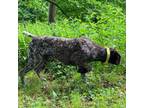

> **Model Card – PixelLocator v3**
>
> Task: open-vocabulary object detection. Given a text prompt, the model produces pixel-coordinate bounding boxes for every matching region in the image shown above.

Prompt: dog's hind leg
[19,59,34,86]
[34,60,47,81]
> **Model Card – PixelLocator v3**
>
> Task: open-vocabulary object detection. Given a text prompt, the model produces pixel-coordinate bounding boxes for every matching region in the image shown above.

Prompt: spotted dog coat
[19,32,121,84]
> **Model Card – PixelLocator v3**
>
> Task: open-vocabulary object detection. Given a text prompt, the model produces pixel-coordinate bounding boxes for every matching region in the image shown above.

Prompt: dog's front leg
[77,64,92,83]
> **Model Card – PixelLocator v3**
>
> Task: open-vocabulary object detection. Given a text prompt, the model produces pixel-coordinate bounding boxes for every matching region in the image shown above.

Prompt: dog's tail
[23,31,36,38]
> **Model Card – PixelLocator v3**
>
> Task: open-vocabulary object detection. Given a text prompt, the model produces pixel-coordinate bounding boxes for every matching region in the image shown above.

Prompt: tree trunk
[48,0,56,23]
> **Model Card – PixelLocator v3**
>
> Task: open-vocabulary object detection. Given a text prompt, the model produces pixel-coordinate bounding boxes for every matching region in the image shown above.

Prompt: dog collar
[104,47,110,64]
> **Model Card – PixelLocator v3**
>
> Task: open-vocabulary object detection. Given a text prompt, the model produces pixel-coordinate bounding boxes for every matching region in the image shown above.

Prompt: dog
[19,31,121,85]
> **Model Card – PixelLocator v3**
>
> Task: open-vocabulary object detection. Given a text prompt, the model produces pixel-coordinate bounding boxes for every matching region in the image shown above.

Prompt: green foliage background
[18,0,126,107]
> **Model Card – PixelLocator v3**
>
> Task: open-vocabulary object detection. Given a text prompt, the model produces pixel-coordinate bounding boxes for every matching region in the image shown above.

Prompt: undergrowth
[18,2,126,108]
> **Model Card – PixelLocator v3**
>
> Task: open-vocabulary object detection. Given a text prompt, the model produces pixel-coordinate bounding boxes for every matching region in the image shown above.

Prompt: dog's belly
[40,46,73,65]
[54,49,74,65]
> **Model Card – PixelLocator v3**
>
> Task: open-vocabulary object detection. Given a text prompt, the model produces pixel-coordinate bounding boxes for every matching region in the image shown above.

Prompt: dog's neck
[99,48,107,62]
[92,46,108,63]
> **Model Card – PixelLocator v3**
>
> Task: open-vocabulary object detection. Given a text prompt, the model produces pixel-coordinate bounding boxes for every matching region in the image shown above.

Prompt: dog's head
[108,48,121,65]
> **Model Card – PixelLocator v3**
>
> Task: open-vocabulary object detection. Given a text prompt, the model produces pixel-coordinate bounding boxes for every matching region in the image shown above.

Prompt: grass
[18,8,126,107]
[18,72,125,108]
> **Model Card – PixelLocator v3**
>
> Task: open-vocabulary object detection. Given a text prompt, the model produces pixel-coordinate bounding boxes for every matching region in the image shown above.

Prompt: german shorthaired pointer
[19,31,121,85]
